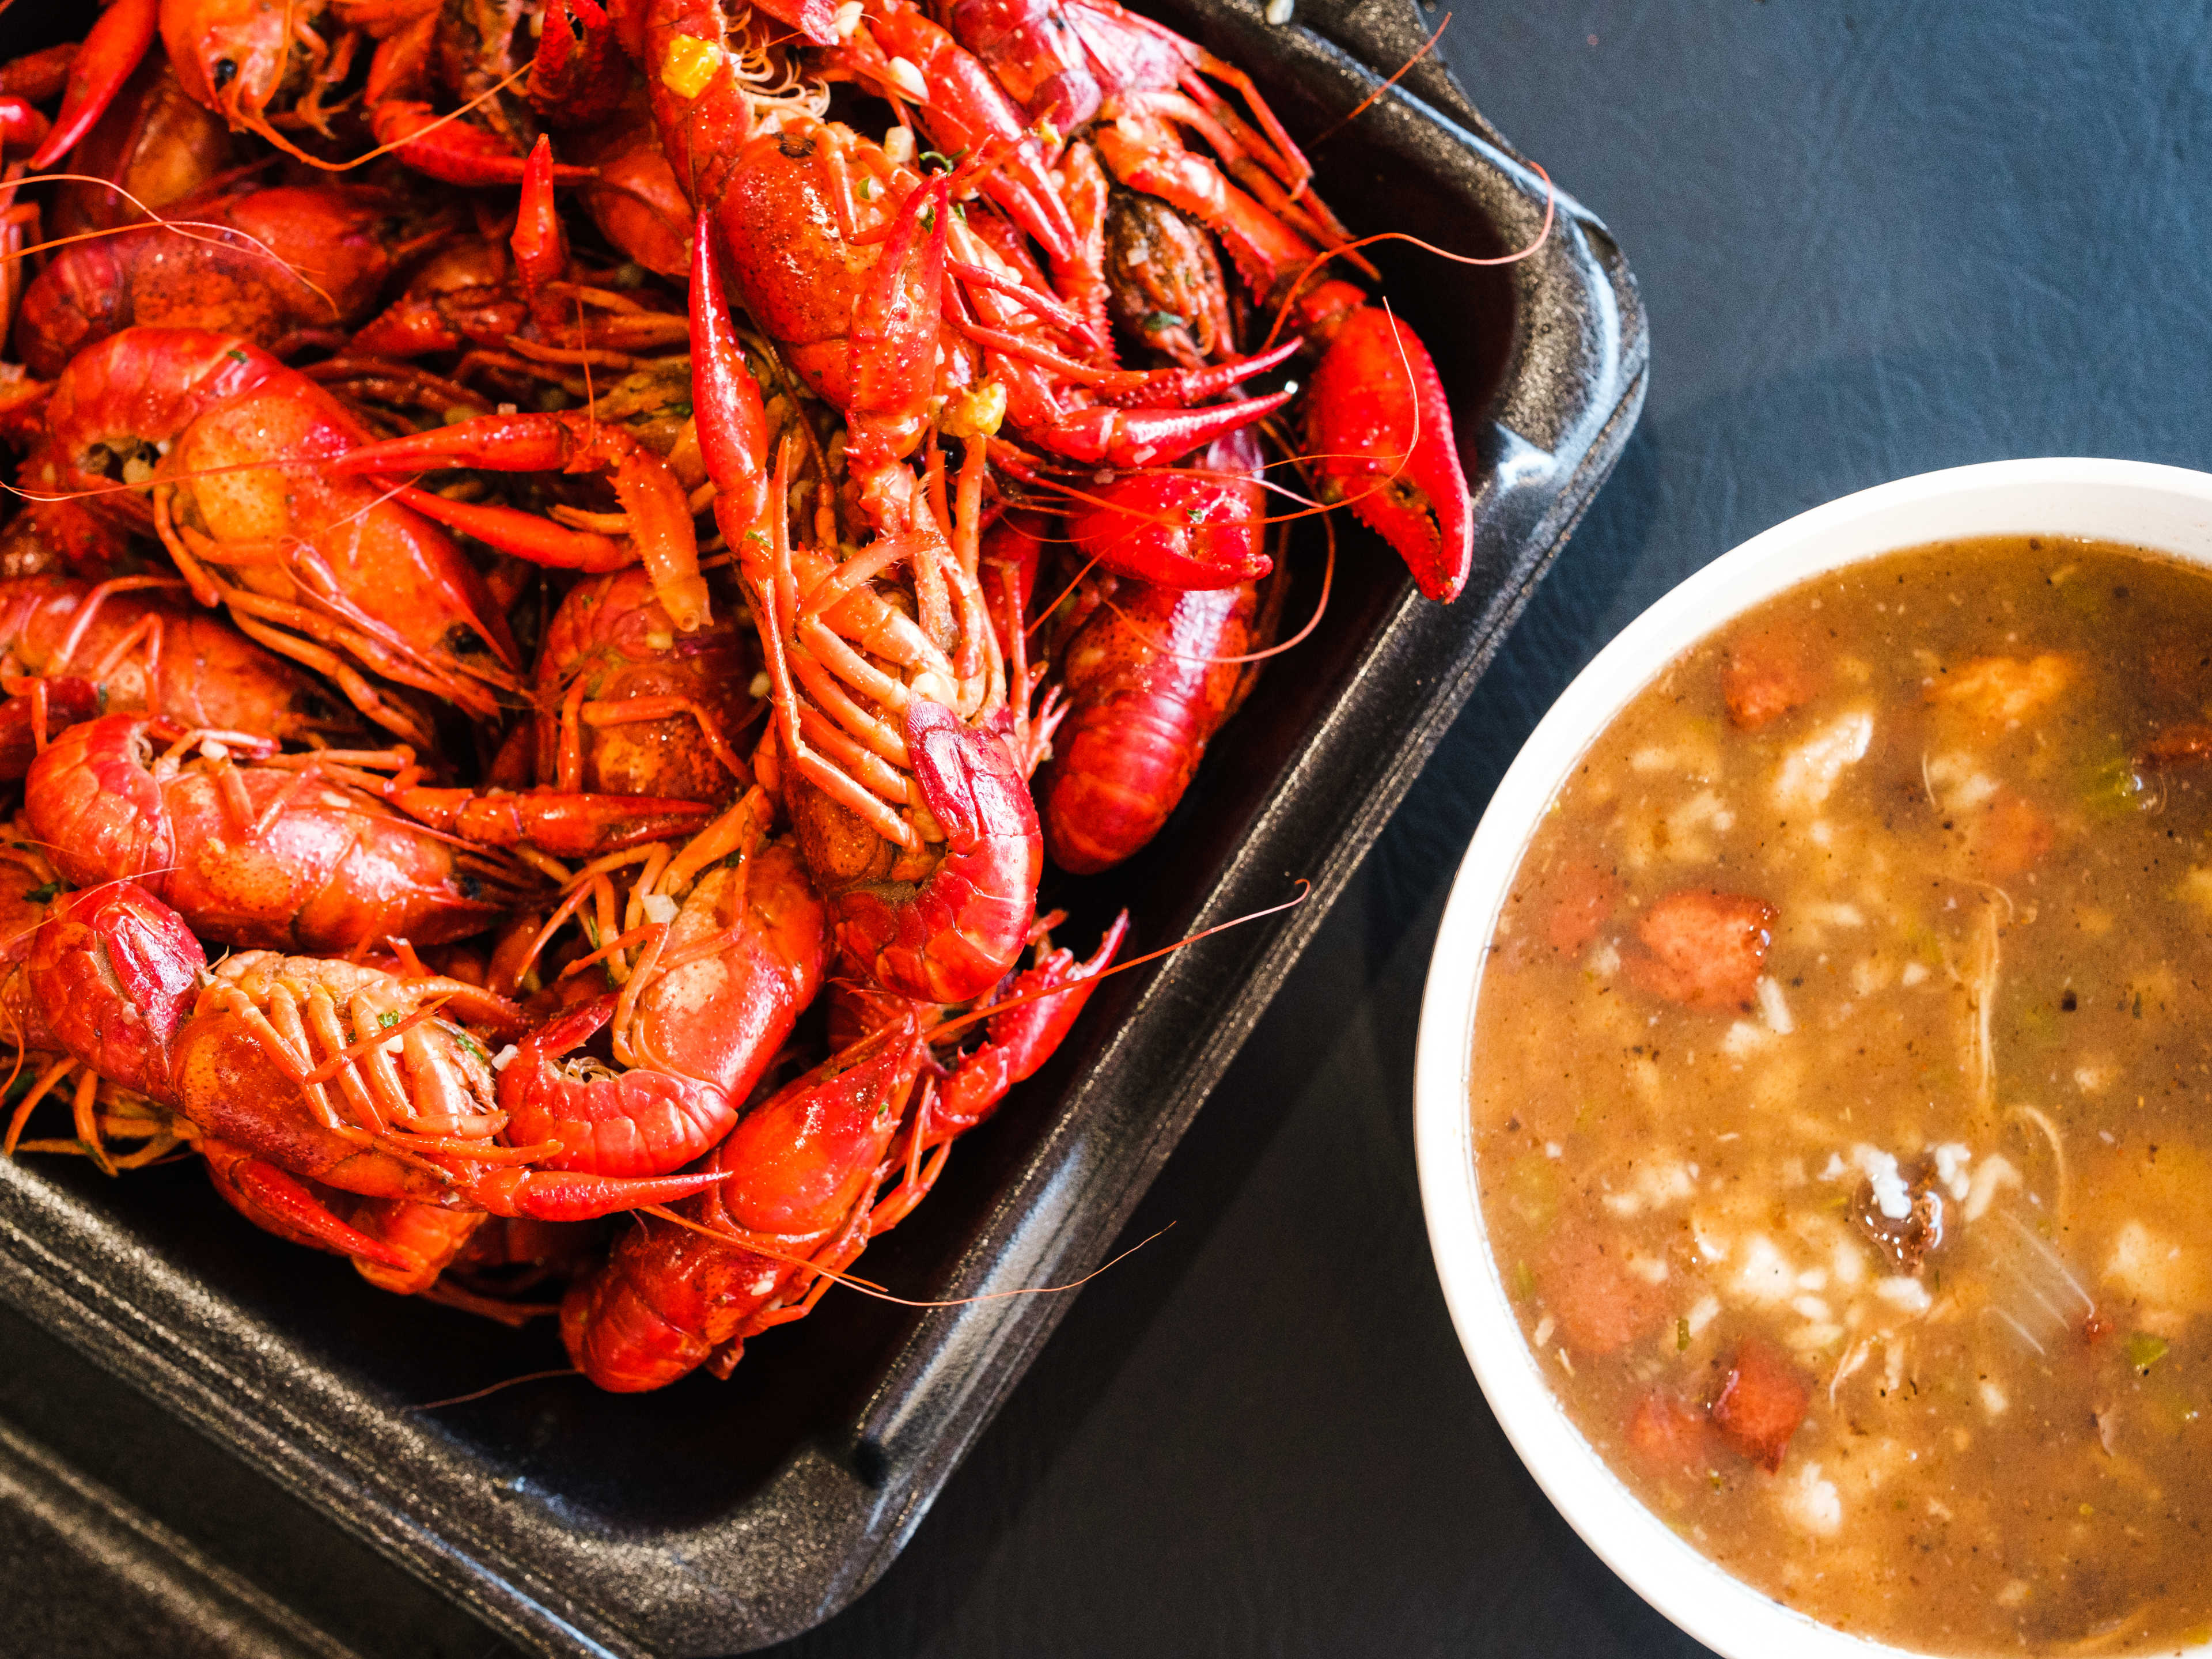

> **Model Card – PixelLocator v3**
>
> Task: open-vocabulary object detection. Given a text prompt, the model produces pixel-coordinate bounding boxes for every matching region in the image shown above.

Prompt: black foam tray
[0,3,1645,1652]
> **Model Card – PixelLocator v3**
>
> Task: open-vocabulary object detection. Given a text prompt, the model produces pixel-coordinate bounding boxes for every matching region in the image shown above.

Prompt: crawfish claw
[830,702,1041,1005]
[468,1164,726,1222]
[27,0,157,172]
[1303,305,1472,604]
[497,995,740,1178]
[390,786,715,858]
[1034,384,1294,468]
[212,1150,419,1272]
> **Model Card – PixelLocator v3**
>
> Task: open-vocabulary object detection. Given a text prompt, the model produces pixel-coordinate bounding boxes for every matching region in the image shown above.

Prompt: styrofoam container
[1413,459,2212,1657]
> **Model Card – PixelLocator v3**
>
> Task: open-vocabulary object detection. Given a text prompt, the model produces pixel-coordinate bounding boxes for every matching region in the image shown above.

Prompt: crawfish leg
[220,608,438,750]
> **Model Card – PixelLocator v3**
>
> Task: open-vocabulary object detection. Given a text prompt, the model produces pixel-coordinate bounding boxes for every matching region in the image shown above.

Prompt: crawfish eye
[442,623,492,659]
[212,58,237,90]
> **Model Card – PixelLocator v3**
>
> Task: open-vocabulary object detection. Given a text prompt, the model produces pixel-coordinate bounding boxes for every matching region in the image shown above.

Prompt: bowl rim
[1412,456,2212,1659]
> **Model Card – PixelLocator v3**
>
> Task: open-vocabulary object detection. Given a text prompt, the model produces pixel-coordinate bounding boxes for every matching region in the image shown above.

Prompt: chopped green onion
[2127,1331,2170,1373]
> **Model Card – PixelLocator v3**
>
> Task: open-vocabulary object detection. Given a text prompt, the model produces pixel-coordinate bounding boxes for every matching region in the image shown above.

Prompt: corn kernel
[660,35,721,100]
[939,380,1008,440]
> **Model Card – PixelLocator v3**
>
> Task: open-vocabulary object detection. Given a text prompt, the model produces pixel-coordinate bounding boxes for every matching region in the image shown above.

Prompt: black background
[17,2,2212,1655]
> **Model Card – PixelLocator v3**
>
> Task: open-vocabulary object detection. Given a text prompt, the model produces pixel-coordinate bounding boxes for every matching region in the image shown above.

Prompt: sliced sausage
[1626,890,1777,1010]
[1626,1389,1717,1474]
[1710,1338,1809,1472]
[1722,627,1820,729]
[1539,1229,1667,1356]
[1505,858,1622,967]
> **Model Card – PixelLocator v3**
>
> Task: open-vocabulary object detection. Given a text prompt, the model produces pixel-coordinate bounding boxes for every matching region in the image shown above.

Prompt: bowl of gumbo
[1415,460,2212,1658]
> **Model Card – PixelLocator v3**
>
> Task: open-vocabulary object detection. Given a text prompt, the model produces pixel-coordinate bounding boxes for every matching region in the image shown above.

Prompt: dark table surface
[18,2,2212,1656]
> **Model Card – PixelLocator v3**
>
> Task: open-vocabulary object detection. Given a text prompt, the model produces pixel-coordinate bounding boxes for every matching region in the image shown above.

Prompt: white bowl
[1411,458,2212,1658]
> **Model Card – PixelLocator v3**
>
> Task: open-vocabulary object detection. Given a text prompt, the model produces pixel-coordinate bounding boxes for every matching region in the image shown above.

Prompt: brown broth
[1472,537,2212,1656]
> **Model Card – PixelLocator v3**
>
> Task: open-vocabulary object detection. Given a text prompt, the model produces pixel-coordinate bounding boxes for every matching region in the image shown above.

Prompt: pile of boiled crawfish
[0,0,1472,1392]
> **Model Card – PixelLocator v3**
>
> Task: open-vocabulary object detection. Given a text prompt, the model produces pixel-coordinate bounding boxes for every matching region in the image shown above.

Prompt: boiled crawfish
[0,0,1489,1388]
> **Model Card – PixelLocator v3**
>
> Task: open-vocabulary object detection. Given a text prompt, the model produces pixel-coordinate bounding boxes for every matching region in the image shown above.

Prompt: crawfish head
[531,566,763,805]
[164,0,331,137]
[618,842,830,1096]
[1104,192,1232,369]
[706,1017,926,1236]
[719,123,948,473]
[40,328,289,537]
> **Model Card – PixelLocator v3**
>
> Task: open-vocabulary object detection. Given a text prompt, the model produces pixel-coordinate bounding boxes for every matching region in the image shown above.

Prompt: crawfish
[35,326,522,742]
[529,563,762,807]
[2,864,203,1175]
[20,882,724,1268]
[682,216,1047,1004]
[562,909,1124,1391]
[0,835,185,1179]
[16,181,449,379]
[560,1016,929,1390]
[0,574,365,780]
[24,713,538,952]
